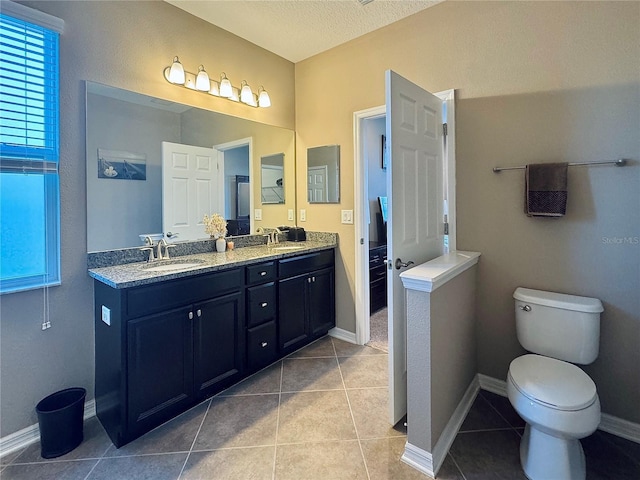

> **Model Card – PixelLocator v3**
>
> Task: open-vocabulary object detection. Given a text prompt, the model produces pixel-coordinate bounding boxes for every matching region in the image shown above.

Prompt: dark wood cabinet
[94,248,335,448]
[278,250,335,355]
[369,243,387,313]
[193,292,244,399]
[127,306,193,438]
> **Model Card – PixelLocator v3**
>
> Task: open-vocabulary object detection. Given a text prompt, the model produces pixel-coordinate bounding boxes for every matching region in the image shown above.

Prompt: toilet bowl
[508,288,603,480]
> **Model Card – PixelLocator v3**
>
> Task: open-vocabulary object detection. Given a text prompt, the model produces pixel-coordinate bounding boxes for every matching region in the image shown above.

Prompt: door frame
[213,137,253,232]
[353,89,456,346]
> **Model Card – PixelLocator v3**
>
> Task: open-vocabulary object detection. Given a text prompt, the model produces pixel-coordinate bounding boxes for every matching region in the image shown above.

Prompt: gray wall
[86,93,181,251]
[0,0,295,437]
[294,0,640,424]
[406,266,477,453]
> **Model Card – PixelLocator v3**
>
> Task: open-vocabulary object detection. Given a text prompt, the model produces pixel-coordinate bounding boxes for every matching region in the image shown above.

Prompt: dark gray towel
[525,163,568,217]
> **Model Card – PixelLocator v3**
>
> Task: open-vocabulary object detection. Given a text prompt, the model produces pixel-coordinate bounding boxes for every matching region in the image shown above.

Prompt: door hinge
[443,122,448,137]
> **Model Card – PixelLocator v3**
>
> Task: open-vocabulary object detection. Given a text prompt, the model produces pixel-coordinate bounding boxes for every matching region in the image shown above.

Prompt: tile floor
[2,336,639,479]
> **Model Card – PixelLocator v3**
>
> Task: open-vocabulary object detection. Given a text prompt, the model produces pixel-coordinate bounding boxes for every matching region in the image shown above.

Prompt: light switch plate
[254,209,262,220]
[288,209,294,221]
[341,209,353,224]
[300,209,306,222]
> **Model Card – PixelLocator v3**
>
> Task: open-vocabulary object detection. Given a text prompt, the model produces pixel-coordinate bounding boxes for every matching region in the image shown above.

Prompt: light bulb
[240,81,254,104]
[258,87,271,108]
[219,73,233,98]
[168,56,185,85]
[195,65,210,91]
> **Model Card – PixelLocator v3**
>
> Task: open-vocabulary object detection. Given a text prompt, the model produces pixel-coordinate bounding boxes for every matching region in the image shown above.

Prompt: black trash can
[35,387,86,459]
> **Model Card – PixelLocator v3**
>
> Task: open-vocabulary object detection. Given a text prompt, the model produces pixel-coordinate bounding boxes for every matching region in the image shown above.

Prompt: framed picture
[381,134,387,170]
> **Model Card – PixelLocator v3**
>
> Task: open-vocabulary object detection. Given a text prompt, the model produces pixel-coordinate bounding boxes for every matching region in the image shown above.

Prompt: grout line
[272,361,284,480]
[332,337,371,480]
[176,398,212,479]
[447,452,469,480]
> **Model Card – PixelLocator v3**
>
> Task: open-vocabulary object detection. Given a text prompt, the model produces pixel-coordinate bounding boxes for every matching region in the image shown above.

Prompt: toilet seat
[509,354,597,411]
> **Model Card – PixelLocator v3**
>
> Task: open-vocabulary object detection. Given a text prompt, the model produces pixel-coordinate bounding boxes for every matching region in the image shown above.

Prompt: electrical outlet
[341,209,353,224]
[101,305,111,326]
[288,209,294,221]
[300,209,306,222]
[254,209,262,220]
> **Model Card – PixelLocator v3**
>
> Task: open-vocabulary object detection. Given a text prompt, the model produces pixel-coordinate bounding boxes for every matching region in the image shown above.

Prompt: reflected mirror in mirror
[307,145,340,203]
[261,153,285,204]
[86,82,296,252]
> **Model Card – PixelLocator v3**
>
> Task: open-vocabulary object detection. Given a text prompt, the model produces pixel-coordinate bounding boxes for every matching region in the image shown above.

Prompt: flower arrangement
[203,213,227,238]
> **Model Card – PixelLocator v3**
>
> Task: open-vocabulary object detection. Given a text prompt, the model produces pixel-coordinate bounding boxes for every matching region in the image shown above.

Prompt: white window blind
[0,9,61,293]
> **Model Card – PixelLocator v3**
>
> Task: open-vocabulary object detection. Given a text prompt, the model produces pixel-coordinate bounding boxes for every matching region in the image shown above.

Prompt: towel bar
[493,158,627,173]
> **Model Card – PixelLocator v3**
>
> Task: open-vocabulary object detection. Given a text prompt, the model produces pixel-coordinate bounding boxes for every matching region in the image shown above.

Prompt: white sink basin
[143,261,204,272]
[271,246,305,251]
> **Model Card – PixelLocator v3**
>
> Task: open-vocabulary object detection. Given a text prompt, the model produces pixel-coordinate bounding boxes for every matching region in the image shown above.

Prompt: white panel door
[162,142,221,241]
[308,165,328,202]
[386,70,445,424]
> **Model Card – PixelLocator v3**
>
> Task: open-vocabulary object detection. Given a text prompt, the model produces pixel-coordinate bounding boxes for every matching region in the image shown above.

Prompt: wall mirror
[261,153,285,204]
[86,82,296,252]
[307,145,340,203]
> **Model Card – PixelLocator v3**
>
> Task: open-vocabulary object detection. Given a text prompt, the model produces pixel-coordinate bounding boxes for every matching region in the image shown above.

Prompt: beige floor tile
[360,437,435,480]
[347,387,406,439]
[277,390,356,444]
[287,336,336,358]
[181,446,275,480]
[338,355,388,388]
[275,440,368,480]
[219,361,282,396]
[333,337,386,357]
[281,357,343,392]
[193,395,279,450]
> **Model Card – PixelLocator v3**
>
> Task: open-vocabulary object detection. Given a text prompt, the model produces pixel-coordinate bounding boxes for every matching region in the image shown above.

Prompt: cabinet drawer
[369,247,387,267]
[370,264,387,282]
[246,262,276,285]
[247,321,277,371]
[247,282,276,327]
[127,268,242,319]
[278,250,334,278]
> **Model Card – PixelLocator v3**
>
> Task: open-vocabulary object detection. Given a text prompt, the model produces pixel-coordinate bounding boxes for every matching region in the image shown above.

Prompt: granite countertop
[88,240,336,289]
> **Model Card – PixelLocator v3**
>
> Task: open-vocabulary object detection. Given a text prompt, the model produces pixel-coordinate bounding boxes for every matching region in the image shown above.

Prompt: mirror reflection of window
[261,153,285,204]
[307,145,340,203]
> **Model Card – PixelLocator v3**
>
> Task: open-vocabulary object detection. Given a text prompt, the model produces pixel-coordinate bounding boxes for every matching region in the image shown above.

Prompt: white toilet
[507,287,603,480]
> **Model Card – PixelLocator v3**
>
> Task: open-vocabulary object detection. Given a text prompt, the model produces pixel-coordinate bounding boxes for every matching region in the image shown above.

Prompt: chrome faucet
[266,228,282,246]
[156,238,176,260]
[141,236,156,262]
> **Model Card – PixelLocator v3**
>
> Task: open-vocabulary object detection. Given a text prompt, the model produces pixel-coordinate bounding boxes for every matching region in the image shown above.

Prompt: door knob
[395,258,415,270]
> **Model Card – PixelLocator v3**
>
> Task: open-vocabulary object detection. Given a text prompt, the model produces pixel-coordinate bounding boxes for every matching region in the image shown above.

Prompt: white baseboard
[477,374,640,444]
[0,399,96,460]
[328,327,357,344]
[401,376,480,477]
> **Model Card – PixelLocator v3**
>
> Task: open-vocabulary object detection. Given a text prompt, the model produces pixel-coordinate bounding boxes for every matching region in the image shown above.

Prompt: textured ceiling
[165,0,442,63]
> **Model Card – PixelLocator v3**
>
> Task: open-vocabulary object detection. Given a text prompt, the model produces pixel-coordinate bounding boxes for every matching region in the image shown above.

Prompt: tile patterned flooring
[2,336,639,479]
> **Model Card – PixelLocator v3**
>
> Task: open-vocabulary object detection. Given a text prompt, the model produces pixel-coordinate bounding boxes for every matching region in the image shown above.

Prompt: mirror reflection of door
[261,153,285,204]
[307,145,340,203]
[308,165,328,202]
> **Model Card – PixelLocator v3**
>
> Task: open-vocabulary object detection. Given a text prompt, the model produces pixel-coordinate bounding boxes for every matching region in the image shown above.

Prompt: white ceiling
[165,0,442,63]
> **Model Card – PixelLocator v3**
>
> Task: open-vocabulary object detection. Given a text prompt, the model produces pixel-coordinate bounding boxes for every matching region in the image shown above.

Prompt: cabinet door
[278,274,308,352]
[127,306,193,436]
[309,268,335,336]
[193,292,244,398]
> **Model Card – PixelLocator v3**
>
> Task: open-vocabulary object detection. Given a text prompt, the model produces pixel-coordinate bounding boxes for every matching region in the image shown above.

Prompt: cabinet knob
[308,277,312,283]
[260,271,267,276]
[261,342,268,348]
[197,309,202,317]
[261,302,268,308]
[312,276,316,282]
[188,311,194,320]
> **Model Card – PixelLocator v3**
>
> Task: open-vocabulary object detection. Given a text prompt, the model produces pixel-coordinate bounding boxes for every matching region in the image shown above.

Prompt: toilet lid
[509,354,597,411]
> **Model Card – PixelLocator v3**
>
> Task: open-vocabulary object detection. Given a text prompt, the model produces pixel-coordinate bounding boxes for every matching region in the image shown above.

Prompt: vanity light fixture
[258,86,271,108]
[195,65,210,91]
[162,57,271,108]
[168,56,185,85]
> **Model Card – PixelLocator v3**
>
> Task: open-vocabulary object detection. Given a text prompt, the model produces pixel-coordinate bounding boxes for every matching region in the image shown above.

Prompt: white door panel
[387,70,444,425]
[162,142,220,240]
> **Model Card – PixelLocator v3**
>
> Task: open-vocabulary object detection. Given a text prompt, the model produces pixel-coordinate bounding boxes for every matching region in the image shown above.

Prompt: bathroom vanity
[90,242,335,447]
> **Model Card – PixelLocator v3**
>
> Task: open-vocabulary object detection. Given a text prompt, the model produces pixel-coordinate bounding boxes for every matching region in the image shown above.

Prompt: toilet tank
[514,287,603,364]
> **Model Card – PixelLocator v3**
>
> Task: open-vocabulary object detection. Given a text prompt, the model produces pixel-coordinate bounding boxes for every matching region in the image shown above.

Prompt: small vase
[215,237,226,253]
